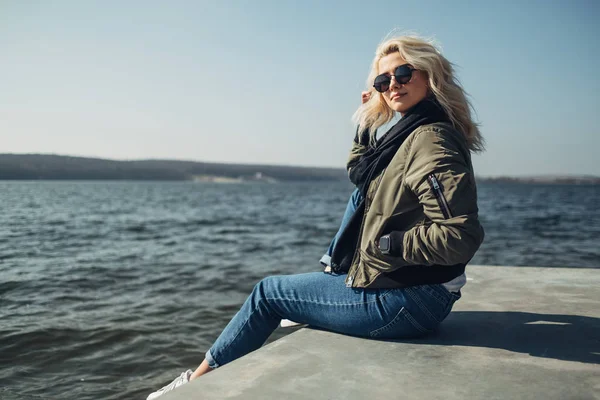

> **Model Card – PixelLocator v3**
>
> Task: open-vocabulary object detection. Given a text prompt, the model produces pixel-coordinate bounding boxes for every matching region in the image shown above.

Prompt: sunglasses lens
[373,65,414,92]
[394,65,413,84]
[373,75,390,92]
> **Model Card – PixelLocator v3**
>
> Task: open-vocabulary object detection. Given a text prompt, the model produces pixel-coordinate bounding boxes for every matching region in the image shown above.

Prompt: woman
[147,35,485,399]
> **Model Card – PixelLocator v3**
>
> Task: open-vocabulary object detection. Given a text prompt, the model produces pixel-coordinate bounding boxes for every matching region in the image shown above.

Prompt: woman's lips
[391,93,406,100]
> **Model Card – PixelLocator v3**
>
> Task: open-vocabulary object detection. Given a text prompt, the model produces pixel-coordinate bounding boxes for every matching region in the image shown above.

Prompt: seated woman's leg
[147,272,459,398]
[205,272,458,369]
[319,188,363,268]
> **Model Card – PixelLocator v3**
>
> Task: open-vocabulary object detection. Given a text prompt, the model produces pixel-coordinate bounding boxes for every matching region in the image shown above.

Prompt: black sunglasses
[373,64,417,93]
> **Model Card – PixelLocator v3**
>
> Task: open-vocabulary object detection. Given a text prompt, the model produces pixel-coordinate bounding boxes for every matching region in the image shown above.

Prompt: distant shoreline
[476,176,600,185]
[0,154,598,185]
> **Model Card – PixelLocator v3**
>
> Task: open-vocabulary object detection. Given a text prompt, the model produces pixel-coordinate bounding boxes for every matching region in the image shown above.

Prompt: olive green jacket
[344,122,484,289]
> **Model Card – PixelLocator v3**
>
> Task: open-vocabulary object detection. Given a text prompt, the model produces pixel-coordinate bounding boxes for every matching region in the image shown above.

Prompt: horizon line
[1,152,598,180]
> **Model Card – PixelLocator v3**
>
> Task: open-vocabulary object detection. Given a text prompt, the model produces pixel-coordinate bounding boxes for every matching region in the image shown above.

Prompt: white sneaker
[280,319,307,328]
[147,370,192,400]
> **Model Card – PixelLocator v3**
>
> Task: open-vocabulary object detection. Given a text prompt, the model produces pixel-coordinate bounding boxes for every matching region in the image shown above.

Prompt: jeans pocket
[369,307,433,339]
[406,285,455,324]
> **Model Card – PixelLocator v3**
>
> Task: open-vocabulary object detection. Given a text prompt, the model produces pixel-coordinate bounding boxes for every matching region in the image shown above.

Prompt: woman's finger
[361,91,371,104]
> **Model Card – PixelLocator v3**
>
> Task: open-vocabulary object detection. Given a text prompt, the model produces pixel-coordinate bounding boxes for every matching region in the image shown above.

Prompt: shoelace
[159,371,189,393]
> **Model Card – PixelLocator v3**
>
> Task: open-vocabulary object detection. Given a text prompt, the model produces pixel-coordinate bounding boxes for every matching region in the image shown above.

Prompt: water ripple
[0,180,598,399]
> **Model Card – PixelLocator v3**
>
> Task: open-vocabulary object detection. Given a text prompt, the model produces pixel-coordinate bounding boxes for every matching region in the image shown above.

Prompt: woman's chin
[389,98,421,114]
[391,103,410,114]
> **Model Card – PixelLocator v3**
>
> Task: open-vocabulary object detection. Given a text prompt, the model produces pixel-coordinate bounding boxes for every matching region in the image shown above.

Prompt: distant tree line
[478,175,600,185]
[1,154,598,184]
[0,154,349,181]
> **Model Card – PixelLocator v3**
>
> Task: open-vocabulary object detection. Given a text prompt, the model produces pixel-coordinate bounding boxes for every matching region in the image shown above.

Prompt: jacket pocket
[427,174,453,219]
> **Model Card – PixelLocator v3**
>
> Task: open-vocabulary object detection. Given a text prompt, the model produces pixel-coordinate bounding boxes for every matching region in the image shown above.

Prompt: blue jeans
[319,187,363,267]
[206,273,460,368]
[205,188,460,368]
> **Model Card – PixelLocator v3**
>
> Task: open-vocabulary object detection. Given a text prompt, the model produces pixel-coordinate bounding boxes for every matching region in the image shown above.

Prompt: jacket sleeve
[399,128,484,266]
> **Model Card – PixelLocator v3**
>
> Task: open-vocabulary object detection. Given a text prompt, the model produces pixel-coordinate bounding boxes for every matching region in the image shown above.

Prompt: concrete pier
[161,265,600,400]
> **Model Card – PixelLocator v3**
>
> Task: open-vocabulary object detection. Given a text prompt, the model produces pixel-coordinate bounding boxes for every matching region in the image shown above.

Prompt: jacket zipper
[346,174,383,287]
[427,174,453,219]
[346,211,367,287]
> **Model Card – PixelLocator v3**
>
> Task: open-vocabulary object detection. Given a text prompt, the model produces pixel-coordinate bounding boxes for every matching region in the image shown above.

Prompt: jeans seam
[264,290,394,307]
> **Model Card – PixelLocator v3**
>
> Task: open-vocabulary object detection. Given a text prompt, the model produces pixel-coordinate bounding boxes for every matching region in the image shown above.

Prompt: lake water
[1,180,599,400]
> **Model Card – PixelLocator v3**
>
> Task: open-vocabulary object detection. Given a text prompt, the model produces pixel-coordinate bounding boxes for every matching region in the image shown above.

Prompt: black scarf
[349,98,449,197]
[330,98,449,273]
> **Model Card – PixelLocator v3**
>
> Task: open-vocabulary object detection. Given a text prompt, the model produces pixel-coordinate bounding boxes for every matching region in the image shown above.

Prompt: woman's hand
[352,91,374,148]
[361,91,371,104]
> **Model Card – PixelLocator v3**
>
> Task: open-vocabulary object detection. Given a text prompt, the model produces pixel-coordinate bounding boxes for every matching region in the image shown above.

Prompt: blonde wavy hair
[353,35,484,152]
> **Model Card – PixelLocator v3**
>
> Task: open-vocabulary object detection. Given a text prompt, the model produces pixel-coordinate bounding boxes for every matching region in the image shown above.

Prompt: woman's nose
[389,75,401,91]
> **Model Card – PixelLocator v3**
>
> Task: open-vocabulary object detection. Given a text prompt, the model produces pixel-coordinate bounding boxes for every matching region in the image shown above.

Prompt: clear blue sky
[1,0,598,177]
